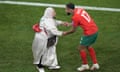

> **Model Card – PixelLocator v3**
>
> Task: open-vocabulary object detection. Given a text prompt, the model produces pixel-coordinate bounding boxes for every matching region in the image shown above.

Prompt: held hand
[62,32,68,36]
[63,22,71,27]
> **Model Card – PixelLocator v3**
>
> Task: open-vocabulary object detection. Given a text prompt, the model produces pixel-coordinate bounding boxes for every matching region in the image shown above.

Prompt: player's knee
[78,45,87,51]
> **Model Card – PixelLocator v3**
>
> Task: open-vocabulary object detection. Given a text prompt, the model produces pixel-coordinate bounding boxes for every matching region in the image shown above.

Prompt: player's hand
[62,31,68,36]
[62,22,71,27]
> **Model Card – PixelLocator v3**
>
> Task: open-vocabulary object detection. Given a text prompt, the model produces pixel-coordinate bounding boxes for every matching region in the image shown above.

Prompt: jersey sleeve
[72,16,79,27]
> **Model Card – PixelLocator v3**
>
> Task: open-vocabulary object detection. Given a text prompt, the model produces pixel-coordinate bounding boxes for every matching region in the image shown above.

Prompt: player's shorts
[80,32,98,46]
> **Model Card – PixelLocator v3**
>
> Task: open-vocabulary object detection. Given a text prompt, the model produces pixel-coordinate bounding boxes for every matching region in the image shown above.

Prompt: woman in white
[32,7,67,72]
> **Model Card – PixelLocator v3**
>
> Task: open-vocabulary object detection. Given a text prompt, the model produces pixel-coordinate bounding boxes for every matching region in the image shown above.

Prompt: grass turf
[0,0,120,72]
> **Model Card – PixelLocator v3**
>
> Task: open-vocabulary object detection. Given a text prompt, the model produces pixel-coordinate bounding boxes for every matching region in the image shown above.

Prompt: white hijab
[43,7,55,18]
[40,7,55,27]
[40,7,63,37]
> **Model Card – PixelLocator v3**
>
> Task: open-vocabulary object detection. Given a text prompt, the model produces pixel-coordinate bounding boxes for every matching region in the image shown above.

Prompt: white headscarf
[43,7,55,18]
[40,7,63,37]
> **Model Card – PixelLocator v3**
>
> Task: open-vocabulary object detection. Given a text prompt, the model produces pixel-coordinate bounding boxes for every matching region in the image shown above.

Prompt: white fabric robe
[41,20,63,66]
[32,7,63,66]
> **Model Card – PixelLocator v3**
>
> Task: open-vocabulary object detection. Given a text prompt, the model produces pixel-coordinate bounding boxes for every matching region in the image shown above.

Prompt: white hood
[40,7,63,37]
[43,7,54,18]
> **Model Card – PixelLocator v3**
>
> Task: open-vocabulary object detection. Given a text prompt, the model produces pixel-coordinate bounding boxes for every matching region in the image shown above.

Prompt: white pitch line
[0,1,120,12]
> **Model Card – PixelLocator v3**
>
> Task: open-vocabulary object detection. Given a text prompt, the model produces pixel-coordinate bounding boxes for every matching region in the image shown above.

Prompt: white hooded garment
[32,7,63,66]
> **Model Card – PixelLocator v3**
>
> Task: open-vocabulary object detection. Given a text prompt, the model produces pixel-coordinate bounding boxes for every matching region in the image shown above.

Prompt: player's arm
[63,17,78,35]
[63,26,77,35]
[55,20,71,27]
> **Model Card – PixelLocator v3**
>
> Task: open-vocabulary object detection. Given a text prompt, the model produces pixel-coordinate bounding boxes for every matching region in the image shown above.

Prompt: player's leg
[88,46,98,64]
[86,32,100,70]
[79,45,88,64]
[77,35,91,71]
[77,45,90,71]
[87,46,100,70]
[77,32,99,71]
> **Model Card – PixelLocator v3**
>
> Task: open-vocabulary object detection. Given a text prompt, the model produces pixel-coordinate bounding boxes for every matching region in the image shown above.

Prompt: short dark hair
[66,3,75,9]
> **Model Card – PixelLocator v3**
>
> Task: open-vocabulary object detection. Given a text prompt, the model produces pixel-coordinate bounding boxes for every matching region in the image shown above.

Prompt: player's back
[72,8,98,35]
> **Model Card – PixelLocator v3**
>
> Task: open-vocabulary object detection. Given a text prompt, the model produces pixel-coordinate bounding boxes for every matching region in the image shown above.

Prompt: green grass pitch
[0,0,120,72]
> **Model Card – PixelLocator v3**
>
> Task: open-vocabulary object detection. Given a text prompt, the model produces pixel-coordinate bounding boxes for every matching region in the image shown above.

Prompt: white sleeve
[55,20,64,26]
[50,28,63,36]
[45,19,63,36]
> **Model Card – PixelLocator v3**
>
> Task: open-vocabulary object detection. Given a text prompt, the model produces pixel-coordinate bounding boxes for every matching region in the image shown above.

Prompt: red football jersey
[72,8,98,36]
